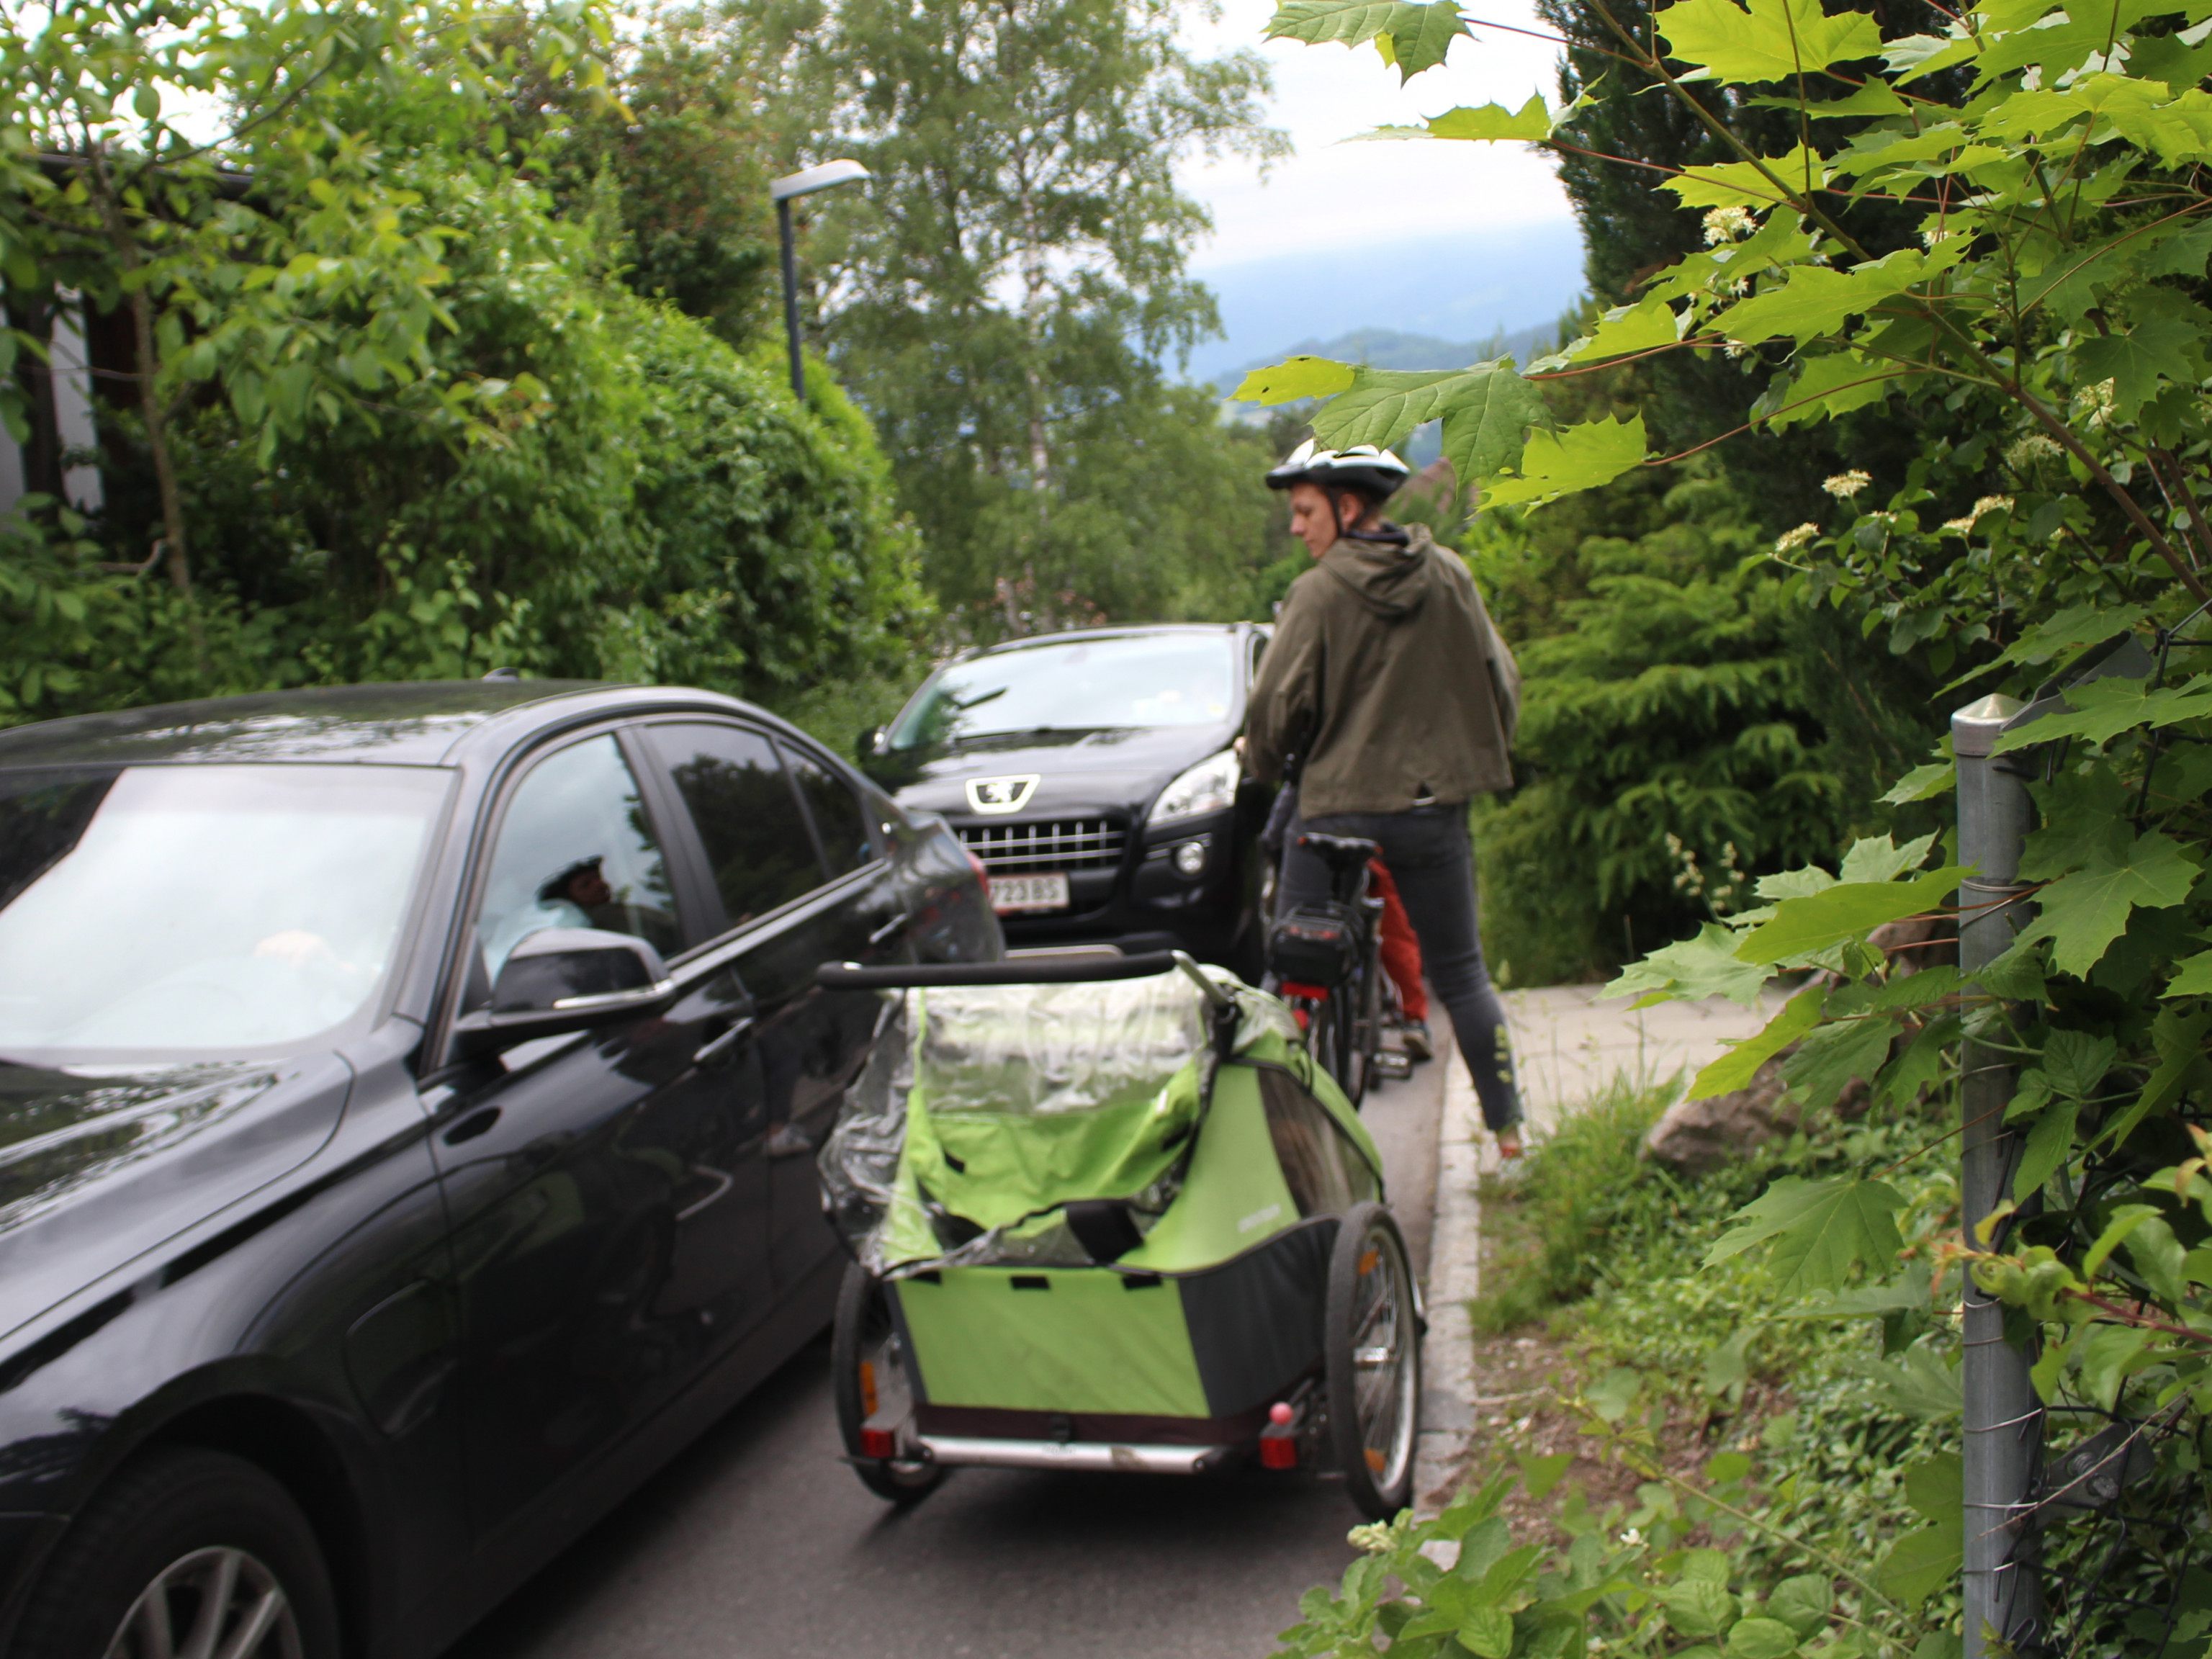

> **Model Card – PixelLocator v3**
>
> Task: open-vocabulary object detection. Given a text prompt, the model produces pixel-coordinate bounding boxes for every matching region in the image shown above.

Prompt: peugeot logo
[965,774,1040,815]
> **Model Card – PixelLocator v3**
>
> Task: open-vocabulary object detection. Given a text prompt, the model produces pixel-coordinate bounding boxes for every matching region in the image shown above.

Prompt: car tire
[12,1447,339,1659]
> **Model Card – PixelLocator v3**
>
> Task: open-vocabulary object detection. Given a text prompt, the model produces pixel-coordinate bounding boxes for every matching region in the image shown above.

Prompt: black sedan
[859,624,1277,977]
[0,680,998,1659]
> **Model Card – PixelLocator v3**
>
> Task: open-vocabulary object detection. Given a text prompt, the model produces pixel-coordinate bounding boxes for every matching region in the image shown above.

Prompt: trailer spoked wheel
[1324,1202,1420,1518]
[833,1262,946,1504]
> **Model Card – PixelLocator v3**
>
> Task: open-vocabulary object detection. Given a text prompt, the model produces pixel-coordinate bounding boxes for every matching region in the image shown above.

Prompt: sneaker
[1395,1020,1434,1063]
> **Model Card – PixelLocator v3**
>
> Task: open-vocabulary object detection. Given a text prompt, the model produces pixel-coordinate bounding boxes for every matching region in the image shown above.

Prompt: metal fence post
[1952,693,2044,1659]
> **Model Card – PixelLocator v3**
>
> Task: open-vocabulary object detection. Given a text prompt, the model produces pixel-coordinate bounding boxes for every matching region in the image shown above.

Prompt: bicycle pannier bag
[1269,903,1358,988]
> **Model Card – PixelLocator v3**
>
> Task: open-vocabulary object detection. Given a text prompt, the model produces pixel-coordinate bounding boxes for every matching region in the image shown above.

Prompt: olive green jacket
[1244,524,1519,817]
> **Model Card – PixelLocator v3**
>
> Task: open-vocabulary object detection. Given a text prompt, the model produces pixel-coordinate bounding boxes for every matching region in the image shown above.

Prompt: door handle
[675,1164,737,1221]
[444,1107,501,1146]
[867,912,908,948]
[693,1016,756,1068]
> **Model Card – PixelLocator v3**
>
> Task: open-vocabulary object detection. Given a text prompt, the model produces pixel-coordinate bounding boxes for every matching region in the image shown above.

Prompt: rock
[1642,1050,1800,1175]
[1642,916,1954,1174]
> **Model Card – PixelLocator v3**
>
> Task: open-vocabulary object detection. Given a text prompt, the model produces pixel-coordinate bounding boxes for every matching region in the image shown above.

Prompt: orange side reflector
[1365,1447,1387,1473]
[858,1359,879,1419]
[1358,1248,1379,1277]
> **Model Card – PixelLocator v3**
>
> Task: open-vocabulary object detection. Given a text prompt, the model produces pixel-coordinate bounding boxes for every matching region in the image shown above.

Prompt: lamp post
[770,159,871,400]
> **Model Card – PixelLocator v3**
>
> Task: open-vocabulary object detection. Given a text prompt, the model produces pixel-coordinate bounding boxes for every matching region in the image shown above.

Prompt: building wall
[0,298,107,520]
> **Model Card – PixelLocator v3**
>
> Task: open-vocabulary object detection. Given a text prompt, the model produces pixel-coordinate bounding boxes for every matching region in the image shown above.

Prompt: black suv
[0,680,996,1659]
[860,624,1277,976]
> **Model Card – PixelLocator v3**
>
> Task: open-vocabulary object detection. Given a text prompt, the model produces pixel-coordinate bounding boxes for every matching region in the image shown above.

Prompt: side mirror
[451,928,675,1057]
[855,725,887,763]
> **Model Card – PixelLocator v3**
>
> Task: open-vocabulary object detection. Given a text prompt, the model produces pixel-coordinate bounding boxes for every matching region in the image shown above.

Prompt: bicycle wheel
[833,1263,945,1504]
[1305,989,1342,1085]
[1325,1202,1421,1519]
[1332,975,1368,1106]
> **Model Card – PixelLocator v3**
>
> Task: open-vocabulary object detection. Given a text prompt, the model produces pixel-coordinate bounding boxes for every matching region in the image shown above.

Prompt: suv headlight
[1148,749,1239,826]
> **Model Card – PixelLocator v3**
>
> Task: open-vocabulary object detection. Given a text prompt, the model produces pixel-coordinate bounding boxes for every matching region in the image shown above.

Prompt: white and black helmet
[1264,439,1411,503]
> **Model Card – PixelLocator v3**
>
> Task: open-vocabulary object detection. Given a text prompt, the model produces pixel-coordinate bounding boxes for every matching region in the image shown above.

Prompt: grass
[1469,1076,1689,1334]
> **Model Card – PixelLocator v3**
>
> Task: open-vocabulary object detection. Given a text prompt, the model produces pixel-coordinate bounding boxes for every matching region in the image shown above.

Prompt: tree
[495,3,793,347]
[1534,0,1961,519]
[1256,0,2212,1643]
[1,0,497,627]
[787,0,1287,626]
[0,0,923,721]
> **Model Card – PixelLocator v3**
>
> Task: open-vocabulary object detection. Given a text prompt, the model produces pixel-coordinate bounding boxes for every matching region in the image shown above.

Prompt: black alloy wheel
[832,1262,946,1504]
[13,1448,339,1659]
[1324,1202,1421,1519]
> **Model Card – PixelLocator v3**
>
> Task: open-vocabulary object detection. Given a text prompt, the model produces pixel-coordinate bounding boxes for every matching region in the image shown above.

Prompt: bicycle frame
[1269,852,1385,1107]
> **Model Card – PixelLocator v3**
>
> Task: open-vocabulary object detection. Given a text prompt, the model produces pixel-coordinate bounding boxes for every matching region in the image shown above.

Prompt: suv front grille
[959,817,1125,873]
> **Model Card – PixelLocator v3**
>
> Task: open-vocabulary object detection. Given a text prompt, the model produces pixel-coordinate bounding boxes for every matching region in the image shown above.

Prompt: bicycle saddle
[1297,832,1380,872]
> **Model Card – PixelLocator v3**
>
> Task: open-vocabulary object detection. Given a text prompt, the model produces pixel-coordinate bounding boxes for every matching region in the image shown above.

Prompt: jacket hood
[1318,522,1439,620]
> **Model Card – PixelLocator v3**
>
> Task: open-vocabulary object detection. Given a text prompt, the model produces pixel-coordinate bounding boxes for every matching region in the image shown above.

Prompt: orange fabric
[1367,856,1427,1022]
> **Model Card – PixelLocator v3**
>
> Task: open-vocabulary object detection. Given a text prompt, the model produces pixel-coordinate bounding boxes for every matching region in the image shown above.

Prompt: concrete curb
[1413,1058,1486,1516]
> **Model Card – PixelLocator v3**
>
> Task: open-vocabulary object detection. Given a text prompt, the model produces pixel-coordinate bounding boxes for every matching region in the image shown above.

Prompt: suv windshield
[0,763,451,1055]
[889,634,1238,752]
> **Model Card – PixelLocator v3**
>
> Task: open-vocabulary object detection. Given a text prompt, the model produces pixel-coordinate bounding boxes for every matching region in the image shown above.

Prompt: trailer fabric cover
[818,966,1302,1277]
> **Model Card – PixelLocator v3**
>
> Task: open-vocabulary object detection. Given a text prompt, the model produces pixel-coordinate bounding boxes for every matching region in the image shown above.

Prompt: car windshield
[888,634,1238,751]
[0,763,451,1055]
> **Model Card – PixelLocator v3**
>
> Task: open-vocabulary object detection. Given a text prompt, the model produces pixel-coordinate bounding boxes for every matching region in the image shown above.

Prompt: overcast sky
[1177,0,1578,269]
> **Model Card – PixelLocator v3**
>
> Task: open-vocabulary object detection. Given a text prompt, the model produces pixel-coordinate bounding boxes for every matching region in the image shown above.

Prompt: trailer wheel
[832,1262,945,1505]
[1324,1203,1420,1519]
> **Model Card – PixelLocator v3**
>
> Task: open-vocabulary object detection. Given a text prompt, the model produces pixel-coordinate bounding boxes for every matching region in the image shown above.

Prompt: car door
[770,738,917,1295]
[637,721,912,1304]
[426,728,768,1548]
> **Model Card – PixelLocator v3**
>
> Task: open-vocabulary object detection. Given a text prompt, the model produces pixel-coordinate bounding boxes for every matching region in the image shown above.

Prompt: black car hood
[873,724,1237,819]
[0,1053,351,1341]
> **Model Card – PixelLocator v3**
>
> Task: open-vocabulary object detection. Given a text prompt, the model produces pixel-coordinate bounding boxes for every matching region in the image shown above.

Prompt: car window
[0,763,449,1053]
[781,744,876,881]
[886,634,1238,750]
[647,722,825,930]
[471,736,680,997]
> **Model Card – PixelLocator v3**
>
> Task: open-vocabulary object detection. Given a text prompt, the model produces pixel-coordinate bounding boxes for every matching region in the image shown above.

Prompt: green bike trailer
[811,950,1422,1517]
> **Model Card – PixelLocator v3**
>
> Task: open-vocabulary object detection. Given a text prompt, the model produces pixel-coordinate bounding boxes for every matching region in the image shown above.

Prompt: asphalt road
[447,1031,1447,1659]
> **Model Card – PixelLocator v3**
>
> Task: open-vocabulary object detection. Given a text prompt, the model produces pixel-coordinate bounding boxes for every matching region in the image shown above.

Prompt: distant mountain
[1212,318,1574,467]
[1179,220,1588,382]
[1209,320,1565,398]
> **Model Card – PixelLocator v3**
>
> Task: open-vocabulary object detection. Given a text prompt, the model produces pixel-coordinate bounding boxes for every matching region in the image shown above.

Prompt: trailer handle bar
[818,950,1238,1022]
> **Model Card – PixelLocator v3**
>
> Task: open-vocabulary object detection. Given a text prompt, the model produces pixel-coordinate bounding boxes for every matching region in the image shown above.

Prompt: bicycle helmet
[1264,439,1411,504]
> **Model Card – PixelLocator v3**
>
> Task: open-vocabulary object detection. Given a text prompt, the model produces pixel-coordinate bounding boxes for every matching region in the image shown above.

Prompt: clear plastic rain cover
[817,966,1295,1276]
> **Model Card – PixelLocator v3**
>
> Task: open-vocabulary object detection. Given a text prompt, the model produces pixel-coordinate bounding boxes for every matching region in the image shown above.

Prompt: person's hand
[254,929,340,970]
[1495,1126,1523,1160]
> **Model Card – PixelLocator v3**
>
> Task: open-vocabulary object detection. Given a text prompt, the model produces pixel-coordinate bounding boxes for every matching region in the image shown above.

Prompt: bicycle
[1265,831,1385,1106]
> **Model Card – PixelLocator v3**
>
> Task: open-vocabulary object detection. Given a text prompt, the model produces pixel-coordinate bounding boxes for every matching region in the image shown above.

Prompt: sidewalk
[1412,984,1782,1509]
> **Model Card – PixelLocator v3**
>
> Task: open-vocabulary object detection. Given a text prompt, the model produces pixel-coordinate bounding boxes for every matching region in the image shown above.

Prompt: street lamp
[770,159,871,400]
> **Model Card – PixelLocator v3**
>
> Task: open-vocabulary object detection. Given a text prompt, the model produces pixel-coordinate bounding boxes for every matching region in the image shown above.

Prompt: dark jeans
[1277,804,1521,1132]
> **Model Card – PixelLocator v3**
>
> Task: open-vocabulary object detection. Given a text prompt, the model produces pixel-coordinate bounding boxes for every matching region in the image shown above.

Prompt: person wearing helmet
[1244,440,1525,1156]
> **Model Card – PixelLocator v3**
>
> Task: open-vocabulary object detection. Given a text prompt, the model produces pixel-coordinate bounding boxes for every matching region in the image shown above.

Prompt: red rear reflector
[858,1427,896,1460]
[1259,1435,1298,1470]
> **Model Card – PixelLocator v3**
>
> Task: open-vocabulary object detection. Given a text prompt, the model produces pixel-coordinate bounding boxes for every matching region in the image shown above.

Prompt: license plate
[989,873,1070,914]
